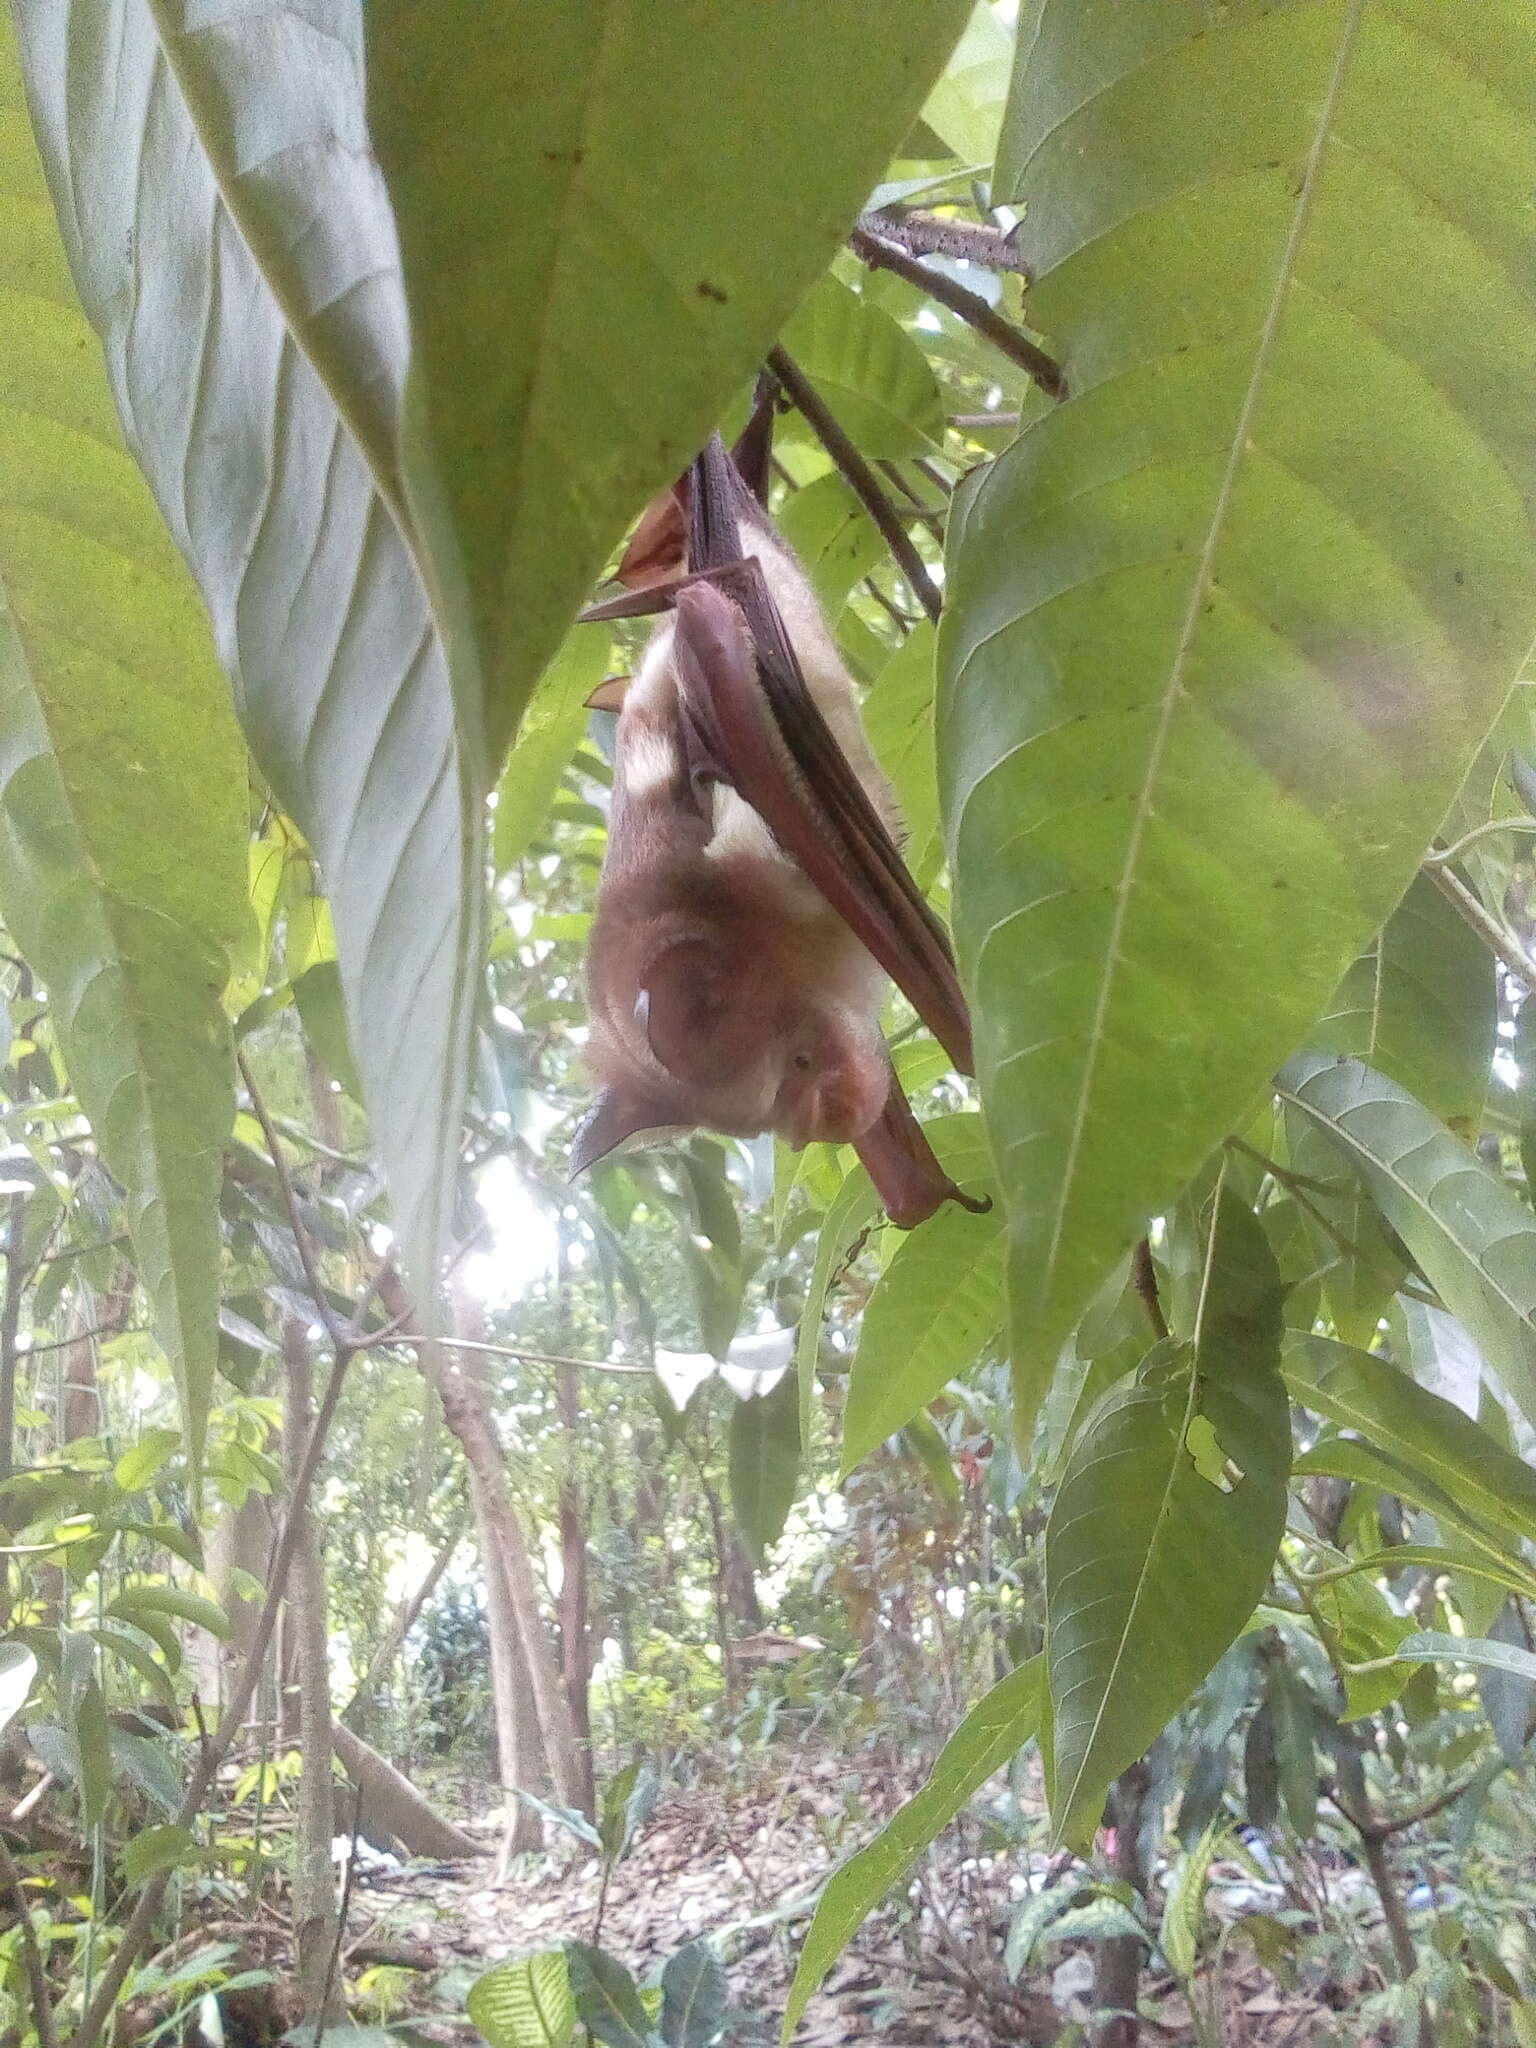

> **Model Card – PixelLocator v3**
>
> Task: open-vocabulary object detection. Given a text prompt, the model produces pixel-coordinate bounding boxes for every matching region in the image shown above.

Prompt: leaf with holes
[12,0,484,1301]
[784,1656,1041,2040]
[1280,1053,1536,1429]
[1,23,246,1471]
[943,3,1536,1375]
[366,0,969,759]
[1046,1189,1288,1849]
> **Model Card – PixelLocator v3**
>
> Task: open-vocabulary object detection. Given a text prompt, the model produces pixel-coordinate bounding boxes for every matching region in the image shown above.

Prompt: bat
[570,429,987,1228]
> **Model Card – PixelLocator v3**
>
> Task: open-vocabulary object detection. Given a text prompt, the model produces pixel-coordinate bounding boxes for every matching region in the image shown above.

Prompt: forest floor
[333,1758,1328,2046]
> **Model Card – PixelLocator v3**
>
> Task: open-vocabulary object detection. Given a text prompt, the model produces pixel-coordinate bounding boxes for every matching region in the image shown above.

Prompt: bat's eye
[793,1052,813,1072]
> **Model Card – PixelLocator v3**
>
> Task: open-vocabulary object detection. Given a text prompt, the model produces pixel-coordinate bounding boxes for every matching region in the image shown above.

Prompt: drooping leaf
[565,1943,653,2048]
[1289,872,1495,1338]
[13,0,485,1299]
[467,1951,577,2048]
[1396,1631,1536,1686]
[365,0,969,759]
[728,1369,801,1568]
[494,627,610,875]
[1046,1188,1289,1849]
[776,476,885,623]
[0,25,246,1472]
[110,1584,230,1641]
[1159,1819,1223,1981]
[944,3,1536,1373]
[842,1114,1002,1476]
[1280,1054,1536,1430]
[112,1429,183,1497]
[1284,1335,1536,1553]
[658,1942,727,2048]
[119,1823,198,1887]
[796,1166,879,1451]
[783,1656,1041,2040]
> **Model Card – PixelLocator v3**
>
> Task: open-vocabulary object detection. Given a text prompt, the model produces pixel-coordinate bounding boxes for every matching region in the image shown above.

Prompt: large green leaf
[12,0,484,1299]
[841,1114,1002,1477]
[783,1656,1041,2041]
[467,1951,576,2048]
[942,3,1536,1371]
[658,1942,727,2048]
[365,0,969,760]
[1280,1053,1536,1430]
[565,1944,652,2048]
[1395,1631,1536,1686]
[0,29,245,1470]
[493,626,609,875]
[1046,1189,1289,1849]
[863,625,942,888]
[728,1369,801,1568]
[1284,1335,1536,1554]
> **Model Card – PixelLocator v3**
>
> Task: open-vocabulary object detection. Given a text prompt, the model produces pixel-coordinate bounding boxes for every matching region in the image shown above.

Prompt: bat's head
[573,916,890,1175]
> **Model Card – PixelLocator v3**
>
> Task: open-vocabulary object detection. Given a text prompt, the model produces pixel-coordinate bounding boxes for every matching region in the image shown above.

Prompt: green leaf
[120,1823,197,1887]
[76,1679,111,1830]
[365,0,969,759]
[291,962,363,1103]
[658,1942,727,2048]
[776,476,884,623]
[0,1642,35,1736]
[863,626,942,888]
[12,0,484,1302]
[494,627,610,874]
[1160,1819,1223,1980]
[1289,872,1494,1339]
[728,1370,801,1568]
[110,1584,230,1641]
[947,4,1536,1372]
[783,1657,1041,2040]
[920,0,1015,166]
[842,1115,1002,1477]
[1395,1630,1536,1685]
[113,1430,183,1497]
[1279,1055,1536,1430]
[0,29,246,1472]
[900,1413,962,1511]
[467,1951,576,2048]
[565,1943,653,2048]
[1046,1187,1289,1849]
[796,1167,879,1451]
[1284,1335,1536,1554]
[780,277,947,460]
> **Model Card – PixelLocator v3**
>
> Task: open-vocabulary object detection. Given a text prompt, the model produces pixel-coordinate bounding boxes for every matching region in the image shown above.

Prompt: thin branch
[875,461,946,533]
[949,411,1021,433]
[1132,1240,1168,1340]
[767,347,944,625]
[1424,861,1536,987]
[238,1052,352,1352]
[19,1323,146,1357]
[1424,816,1536,866]
[858,208,1032,277]
[381,1332,655,1376]
[0,1830,60,2048]
[861,574,916,635]
[850,223,1066,401]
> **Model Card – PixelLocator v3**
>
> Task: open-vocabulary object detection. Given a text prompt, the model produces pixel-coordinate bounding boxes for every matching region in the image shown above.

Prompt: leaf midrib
[1034,1,1368,1298]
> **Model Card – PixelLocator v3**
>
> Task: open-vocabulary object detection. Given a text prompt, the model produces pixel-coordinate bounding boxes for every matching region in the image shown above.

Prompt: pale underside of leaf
[13,0,484,1293]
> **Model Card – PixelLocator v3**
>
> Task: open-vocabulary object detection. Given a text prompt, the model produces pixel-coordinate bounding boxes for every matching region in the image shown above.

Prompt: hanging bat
[569,429,987,1228]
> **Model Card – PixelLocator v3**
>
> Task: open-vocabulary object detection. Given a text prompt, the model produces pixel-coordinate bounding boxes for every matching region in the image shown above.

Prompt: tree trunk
[188,1485,278,1714]
[342,1512,466,1736]
[556,1360,595,1817]
[485,1545,547,1871]
[382,1274,585,1821]
[1093,1761,1150,2048]
[282,1321,343,2026]
[330,1720,480,1860]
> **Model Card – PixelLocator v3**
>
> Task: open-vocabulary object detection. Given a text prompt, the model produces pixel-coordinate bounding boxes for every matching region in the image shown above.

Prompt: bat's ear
[584,674,630,713]
[569,1085,690,1177]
